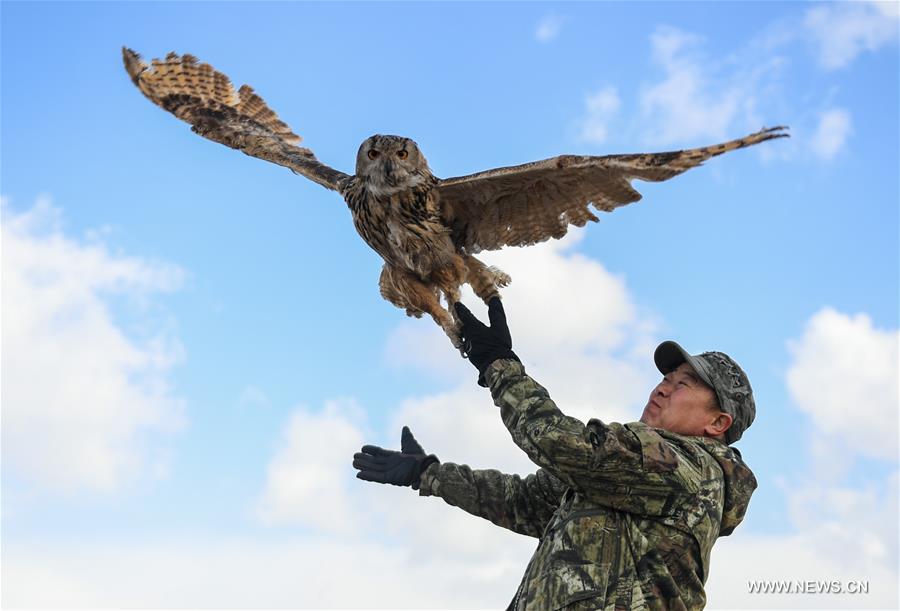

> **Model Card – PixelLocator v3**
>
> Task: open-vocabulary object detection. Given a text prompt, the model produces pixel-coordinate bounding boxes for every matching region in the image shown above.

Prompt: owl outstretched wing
[437,127,788,253]
[123,48,349,192]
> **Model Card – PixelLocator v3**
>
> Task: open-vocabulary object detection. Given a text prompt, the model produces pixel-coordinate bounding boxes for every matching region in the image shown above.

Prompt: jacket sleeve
[417,461,567,538]
[484,359,698,517]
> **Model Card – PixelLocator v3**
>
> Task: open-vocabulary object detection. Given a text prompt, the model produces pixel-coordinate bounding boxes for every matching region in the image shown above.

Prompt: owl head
[356,135,432,195]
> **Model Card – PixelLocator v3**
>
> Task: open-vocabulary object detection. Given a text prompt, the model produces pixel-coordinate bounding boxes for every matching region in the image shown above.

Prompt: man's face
[640,362,722,437]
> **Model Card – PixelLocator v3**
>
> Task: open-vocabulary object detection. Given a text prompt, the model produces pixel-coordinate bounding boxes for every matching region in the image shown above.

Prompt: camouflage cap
[654,341,756,444]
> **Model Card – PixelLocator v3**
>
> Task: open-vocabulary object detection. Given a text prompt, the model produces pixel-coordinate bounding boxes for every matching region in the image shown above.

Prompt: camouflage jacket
[418,359,757,610]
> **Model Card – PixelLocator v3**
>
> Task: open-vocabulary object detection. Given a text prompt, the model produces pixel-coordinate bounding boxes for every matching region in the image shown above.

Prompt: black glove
[352,426,439,490]
[454,297,519,387]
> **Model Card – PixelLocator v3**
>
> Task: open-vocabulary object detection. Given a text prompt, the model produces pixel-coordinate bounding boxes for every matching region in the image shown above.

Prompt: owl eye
[396,150,409,160]
[367,150,380,160]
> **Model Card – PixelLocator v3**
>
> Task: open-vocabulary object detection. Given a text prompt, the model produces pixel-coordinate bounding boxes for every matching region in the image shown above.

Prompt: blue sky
[2,1,898,608]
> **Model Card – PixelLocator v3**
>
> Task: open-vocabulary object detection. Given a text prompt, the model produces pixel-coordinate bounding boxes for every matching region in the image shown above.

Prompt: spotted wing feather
[123,47,349,192]
[437,127,788,253]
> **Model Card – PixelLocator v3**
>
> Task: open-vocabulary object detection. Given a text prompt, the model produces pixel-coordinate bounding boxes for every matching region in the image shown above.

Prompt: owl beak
[382,159,397,184]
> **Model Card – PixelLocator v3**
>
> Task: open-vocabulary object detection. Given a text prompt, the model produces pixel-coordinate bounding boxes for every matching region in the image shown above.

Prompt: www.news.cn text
[747,580,869,595]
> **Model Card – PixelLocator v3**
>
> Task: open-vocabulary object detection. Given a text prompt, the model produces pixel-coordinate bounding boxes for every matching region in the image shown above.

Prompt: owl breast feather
[345,182,456,278]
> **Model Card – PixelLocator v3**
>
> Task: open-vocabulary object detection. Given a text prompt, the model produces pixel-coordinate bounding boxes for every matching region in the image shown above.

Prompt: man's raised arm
[455,298,698,516]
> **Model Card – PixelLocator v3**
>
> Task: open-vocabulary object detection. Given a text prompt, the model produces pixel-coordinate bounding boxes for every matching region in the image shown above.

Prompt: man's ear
[705,412,733,438]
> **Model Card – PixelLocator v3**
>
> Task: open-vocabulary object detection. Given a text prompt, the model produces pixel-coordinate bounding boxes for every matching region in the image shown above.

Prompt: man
[352,299,757,610]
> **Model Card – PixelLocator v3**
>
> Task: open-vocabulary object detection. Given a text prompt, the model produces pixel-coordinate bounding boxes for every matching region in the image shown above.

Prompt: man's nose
[656,382,671,397]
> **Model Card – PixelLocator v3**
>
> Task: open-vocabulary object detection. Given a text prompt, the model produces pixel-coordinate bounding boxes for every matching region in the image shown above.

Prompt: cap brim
[654,341,716,390]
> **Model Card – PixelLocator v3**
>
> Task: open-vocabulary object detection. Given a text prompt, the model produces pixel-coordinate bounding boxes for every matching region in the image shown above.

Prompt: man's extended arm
[418,462,567,538]
[353,427,567,538]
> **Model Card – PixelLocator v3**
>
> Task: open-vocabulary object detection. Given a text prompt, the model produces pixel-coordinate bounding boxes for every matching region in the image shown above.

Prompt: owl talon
[442,319,466,355]
[446,327,462,348]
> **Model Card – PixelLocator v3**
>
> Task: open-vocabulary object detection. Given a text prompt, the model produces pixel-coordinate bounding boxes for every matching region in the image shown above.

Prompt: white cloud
[1,199,186,493]
[708,519,899,609]
[475,230,652,357]
[2,531,533,608]
[786,307,898,460]
[781,472,898,577]
[389,385,537,477]
[804,2,899,70]
[639,26,746,145]
[385,230,659,434]
[810,108,853,160]
[707,468,899,609]
[384,320,472,383]
[579,16,887,161]
[248,389,553,605]
[535,14,564,43]
[578,86,621,144]
[256,399,367,533]
[248,392,541,607]
[873,0,900,19]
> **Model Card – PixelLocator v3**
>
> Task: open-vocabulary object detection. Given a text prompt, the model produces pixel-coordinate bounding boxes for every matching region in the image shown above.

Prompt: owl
[123,48,787,348]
